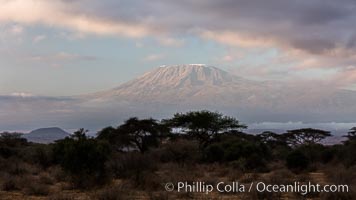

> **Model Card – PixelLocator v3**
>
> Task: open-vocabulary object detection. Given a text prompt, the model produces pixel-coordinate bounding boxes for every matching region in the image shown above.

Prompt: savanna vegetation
[0,110,355,199]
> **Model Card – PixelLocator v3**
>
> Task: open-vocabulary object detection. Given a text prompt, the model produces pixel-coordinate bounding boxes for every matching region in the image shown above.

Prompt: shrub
[92,185,128,200]
[23,182,50,196]
[48,193,75,200]
[157,139,200,165]
[109,153,157,187]
[1,175,20,191]
[320,192,354,200]
[204,143,224,162]
[6,158,32,175]
[297,144,331,163]
[30,145,53,169]
[52,131,112,188]
[148,192,169,200]
[204,137,270,171]
[286,150,309,172]
[0,146,14,159]
[39,172,54,185]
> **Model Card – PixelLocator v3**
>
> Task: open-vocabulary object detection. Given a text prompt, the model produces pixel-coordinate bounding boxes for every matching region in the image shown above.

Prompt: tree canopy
[97,117,169,153]
[345,127,356,141]
[53,129,111,187]
[164,110,247,148]
[284,128,331,146]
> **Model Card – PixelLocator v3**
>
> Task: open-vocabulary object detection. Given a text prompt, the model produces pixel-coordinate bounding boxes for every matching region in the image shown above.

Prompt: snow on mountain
[2,64,356,131]
[92,64,264,105]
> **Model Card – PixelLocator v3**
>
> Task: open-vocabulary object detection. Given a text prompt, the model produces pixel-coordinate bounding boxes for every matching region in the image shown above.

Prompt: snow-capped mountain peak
[130,64,239,88]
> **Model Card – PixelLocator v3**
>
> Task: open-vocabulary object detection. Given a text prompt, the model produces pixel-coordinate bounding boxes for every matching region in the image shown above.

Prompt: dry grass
[91,185,128,200]
[1,154,355,200]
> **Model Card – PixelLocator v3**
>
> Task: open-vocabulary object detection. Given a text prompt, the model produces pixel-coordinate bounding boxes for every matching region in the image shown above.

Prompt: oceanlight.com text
[164,181,349,195]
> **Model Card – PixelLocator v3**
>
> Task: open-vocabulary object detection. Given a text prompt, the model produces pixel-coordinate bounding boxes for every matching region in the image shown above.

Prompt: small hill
[23,127,70,143]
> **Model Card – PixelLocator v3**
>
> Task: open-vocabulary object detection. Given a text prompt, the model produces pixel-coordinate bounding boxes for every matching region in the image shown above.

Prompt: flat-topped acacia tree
[283,128,332,147]
[164,110,247,149]
[118,117,169,153]
[346,127,356,140]
[98,118,170,153]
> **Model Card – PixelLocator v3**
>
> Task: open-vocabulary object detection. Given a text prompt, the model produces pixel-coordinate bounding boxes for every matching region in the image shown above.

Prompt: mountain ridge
[85,64,356,122]
[91,64,263,104]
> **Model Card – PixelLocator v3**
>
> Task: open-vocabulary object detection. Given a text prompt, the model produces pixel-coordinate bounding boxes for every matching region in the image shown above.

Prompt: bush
[157,139,200,165]
[335,141,356,167]
[109,153,158,187]
[23,182,50,196]
[204,143,224,162]
[6,158,33,175]
[149,192,169,200]
[286,150,309,172]
[92,185,128,200]
[48,193,75,200]
[52,132,112,188]
[320,192,354,200]
[30,145,53,169]
[1,175,20,191]
[203,137,270,171]
[297,144,331,163]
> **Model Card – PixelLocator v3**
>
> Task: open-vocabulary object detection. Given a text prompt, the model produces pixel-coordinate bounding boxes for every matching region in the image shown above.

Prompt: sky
[1,0,356,96]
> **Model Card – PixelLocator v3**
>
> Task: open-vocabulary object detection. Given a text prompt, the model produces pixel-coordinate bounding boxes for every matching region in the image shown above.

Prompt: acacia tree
[257,131,287,147]
[0,132,27,158]
[53,129,111,188]
[283,128,331,147]
[71,128,88,140]
[97,126,132,151]
[117,117,169,153]
[345,127,356,141]
[0,132,27,147]
[164,110,247,149]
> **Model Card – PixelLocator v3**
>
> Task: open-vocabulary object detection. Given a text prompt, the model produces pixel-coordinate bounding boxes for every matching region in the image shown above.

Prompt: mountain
[2,64,356,131]
[88,64,356,123]
[23,127,70,143]
[91,64,263,104]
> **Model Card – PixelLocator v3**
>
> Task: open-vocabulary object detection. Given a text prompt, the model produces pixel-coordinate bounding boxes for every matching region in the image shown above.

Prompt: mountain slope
[87,64,356,122]
[93,64,265,104]
[3,64,356,131]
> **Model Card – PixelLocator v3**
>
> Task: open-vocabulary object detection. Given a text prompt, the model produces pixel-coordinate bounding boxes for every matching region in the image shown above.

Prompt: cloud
[201,31,275,48]
[135,41,144,48]
[0,0,152,38]
[1,0,355,54]
[29,52,97,65]
[221,55,234,62]
[144,54,165,61]
[33,35,47,43]
[8,24,24,35]
[326,66,356,88]
[1,0,356,85]
[157,37,184,47]
[0,24,24,42]
[10,92,34,98]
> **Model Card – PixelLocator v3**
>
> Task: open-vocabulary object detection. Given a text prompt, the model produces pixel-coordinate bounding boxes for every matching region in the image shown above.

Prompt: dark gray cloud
[291,38,336,54]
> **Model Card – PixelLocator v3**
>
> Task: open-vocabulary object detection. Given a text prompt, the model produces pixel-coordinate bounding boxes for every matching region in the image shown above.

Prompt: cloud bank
[1,1,355,52]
